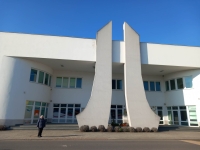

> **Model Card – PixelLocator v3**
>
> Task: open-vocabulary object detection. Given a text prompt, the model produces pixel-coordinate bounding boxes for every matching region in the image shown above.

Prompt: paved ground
[0,140,200,150]
[0,130,200,140]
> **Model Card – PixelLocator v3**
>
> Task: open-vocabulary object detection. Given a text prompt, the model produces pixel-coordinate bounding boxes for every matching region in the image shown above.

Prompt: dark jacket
[37,118,46,128]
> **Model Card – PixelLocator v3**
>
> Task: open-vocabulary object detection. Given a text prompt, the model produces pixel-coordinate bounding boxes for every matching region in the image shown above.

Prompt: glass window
[184,76,192,88]
[35,102,41,106]
[76,78,82,88]
[180,111,188,121]
[30,69,37,82]
[112,80,116,89]
[170,79,176,90]
[165,81,169,91]
[143,81,149,91]
[172,106,178,110]
[24,106,33,118]
[75,104,81,107]
[177,78,184,89]
[53,108,59,118]
[49,76,51,86]
[26,100,34,105]
[156,82,161,91]
[42,103,46,106]
[63,77,69,88]
[67,108,73,118]
[56,77,62,87]
[44,73,49,85]
[38,71,44,84]
[117,80,122,89]
[75,108,80,116]
[61,104,67,107]
[117,105,122,108]
[167,107,171,110]
[68,104,74,107]
[111,105,116,108]
[53,104,60,107]
[60,108,66,118]
[158,110,163,120]
[70,78,76,88]
[150,81,155,91]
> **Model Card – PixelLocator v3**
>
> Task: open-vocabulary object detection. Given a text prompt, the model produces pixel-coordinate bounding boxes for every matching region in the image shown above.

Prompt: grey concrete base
[0,119,24,126]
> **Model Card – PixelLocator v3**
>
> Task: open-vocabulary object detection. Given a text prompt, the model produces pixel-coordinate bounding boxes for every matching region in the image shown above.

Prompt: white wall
[141,43,200,67]
[0,32,96,62]
[0,56,52,125]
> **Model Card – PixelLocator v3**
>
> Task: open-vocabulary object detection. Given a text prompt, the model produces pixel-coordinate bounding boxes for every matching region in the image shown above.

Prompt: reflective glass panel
[35,102,41,106]
[26,101,34,105]
[61,104,67,107]
[63,77,69,88]
[177,78,184,89]
[180,111,187,121]
[156,82,161,91]
[185,76,192,88]
[41,107,45,116]
[53,108,59,118]
[68,104,74,107]
[30,69,37,82]
[76,78,82,88]
[165,81,169,91]
[34,107,40,118]
[75,104,81,107]
[24,106,33,118]
[143,81,149,91]
[110,109,116,119]
[150,81,155,91]
[170,79,176,90]
[38,71,44,84]
[75,108,80,117]
[117,109,122,119]
[56,77,62,87]
[117,80,122,89]
[112,80,116,89]
[70,78,76,88]
[53,104,60,107]
[60,108,66,118]
[44,73,49,85]
[67,108,73,118]
[158,110,163,120]
[42,103,46,106]
[49,76,51,86]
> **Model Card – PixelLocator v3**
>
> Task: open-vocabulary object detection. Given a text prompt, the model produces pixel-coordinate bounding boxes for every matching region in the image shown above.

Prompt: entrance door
[110,105,123,124]
[173,111,179,125]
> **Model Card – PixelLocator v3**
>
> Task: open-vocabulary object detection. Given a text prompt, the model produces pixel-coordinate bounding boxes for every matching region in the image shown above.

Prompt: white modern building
[0,22,200,128]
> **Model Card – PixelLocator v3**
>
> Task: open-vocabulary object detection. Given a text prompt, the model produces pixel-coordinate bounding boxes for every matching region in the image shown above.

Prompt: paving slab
[1,130,200,140]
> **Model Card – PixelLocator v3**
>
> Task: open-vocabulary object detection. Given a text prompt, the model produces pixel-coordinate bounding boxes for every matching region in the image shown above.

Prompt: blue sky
[0,0,200,46]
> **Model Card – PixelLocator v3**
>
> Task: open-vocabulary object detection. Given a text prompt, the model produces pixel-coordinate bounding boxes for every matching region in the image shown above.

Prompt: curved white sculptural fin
[76,22,112,128]
[123,22,160,128]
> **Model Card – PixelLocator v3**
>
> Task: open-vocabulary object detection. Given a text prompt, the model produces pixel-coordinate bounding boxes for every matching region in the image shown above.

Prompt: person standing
[37,115,46,137]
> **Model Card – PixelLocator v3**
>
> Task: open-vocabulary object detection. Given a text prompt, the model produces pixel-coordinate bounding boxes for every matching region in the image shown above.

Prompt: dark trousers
[38,128,43,137]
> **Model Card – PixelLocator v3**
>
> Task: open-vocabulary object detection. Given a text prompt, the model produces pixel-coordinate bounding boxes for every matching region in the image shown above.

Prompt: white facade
[0,23,200,127]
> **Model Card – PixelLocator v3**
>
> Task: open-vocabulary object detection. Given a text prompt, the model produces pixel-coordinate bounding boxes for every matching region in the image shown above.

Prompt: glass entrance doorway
[110,105,123,124]
[24,100,49,124]
[52,103,81,123]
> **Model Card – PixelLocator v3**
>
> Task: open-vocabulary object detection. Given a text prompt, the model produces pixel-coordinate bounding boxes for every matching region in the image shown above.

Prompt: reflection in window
[143,81,149,91]
[38,71,44,84]
[56,77,62,87]
[177,78,184,89]
[150,81,155,91]
[30,69,37,82]
[117,80,122,89]
[76,78,82,88]
[112,80,116,89]
[170,79,176,90]
[156,82,161,91]
[185,76,192,88]
[44,73,49,85]
[70,78,76,88]
[165,81,169,91]
[63,77,69,88]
